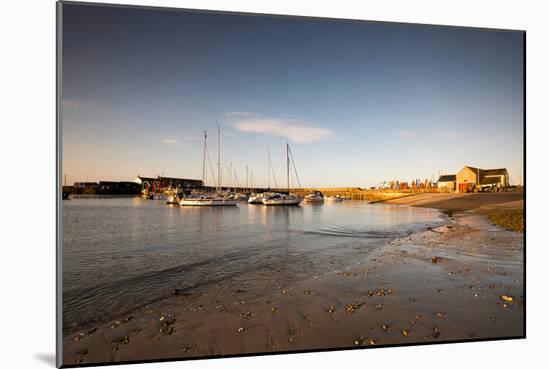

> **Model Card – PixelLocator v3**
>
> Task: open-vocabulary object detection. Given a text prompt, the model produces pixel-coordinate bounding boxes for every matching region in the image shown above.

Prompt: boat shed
[455,166,509,192]
[134,175,203,189]
[437,174,456,191]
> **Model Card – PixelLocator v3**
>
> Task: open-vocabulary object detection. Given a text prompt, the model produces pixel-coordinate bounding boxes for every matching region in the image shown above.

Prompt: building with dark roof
[456,166,509,192]
[437,174,456,191]
[134,175,203,189]
[98,181,141,195]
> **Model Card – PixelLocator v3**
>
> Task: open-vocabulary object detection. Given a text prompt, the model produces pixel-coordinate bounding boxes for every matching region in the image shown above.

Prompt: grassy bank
[380,191,525,233]
[483,209,524,232]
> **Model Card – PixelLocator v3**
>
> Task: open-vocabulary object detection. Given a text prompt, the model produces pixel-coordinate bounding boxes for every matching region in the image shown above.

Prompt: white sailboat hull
[248,196,263,204]
[262,197,303,206]
[304,196,324,203]
[179,198,238,206]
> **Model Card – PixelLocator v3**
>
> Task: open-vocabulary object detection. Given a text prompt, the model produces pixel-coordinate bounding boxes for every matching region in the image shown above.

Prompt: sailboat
[262,143,303,206]
[249,145,277,204]
[248,191,276,204]
[179,127,238,207]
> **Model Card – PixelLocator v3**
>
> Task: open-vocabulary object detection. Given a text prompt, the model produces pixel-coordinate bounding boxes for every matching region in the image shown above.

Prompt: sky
[61,3,524,187]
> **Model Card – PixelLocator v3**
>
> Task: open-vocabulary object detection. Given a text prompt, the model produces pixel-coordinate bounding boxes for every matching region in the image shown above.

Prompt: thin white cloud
[232,118,333,144]
[161,135,199,144]
[225,111,255,117]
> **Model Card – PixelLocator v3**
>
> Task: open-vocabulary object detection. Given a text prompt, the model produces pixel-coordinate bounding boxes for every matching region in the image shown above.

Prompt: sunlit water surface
[62,198,445,328]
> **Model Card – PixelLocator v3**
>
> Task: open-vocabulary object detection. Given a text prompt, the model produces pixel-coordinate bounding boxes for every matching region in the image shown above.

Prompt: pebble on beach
[500,295,514,303]
[159,314,176,335]
[346,302,362,314]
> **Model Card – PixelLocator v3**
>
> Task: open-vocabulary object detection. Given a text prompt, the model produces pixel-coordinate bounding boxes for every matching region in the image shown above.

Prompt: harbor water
[62,198,445,329]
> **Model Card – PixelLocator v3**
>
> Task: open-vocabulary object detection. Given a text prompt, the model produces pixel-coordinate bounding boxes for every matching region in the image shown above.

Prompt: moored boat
[304,191,324,203]
[262,193,302,206]
[166,189,184,204]
[248,192,275,204]
[325,195,344,202]
[147,192,167,200]
[261,143,303,206]
[179,196,238,206]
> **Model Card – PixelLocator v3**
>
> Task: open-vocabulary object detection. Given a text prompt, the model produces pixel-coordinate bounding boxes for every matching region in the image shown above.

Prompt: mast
[202,130,206,186]
[217,125,221,191]
[286,143,290,193]
[267,144,270,189]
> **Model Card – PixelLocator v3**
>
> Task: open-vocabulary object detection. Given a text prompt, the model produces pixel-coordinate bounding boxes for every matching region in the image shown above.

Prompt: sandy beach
[62,193,524,365]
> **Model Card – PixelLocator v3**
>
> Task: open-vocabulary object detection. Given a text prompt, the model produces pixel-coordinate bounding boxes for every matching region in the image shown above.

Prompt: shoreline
[62,201,524,365]
[379,191,524,232]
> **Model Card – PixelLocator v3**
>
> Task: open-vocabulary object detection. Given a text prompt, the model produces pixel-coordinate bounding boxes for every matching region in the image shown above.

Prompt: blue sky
[61,4,524,187]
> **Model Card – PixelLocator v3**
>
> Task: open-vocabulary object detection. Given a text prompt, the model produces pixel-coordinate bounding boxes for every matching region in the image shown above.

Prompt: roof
[158,176,202,182]
[462,166,508,177]
[464,166,481,173]
[480,176,502,185]
[100,181,141,186]
[136,176,156,182]
[437,174,456,182]
[482,168,508,176]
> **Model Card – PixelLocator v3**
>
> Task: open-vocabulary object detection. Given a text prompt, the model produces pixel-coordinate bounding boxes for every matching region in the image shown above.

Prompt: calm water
[62,198,445,328]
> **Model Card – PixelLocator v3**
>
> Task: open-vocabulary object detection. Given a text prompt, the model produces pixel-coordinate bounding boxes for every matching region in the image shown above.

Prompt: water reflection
[62,198,443,327]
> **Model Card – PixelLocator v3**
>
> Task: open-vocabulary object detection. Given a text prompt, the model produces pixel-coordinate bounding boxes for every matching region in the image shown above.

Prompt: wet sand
[62,203,524,366]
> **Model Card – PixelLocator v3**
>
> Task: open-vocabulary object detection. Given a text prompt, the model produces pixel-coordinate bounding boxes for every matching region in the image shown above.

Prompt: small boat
[62,192,71,200]
[304,191,324,203]
[248,192,275,204]
[325,195,344,202]
[166,189,184,204]
[147,193,167,200]
[234,193,249,201]
[262,193,302,206]
[248,193,263,204]
[179,196,238,206]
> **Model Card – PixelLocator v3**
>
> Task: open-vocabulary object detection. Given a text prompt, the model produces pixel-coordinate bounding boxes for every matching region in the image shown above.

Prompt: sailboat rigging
[262,143,303,206]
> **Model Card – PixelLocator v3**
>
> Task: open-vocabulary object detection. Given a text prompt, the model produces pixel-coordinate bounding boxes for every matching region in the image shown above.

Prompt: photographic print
[57,1,525,366]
